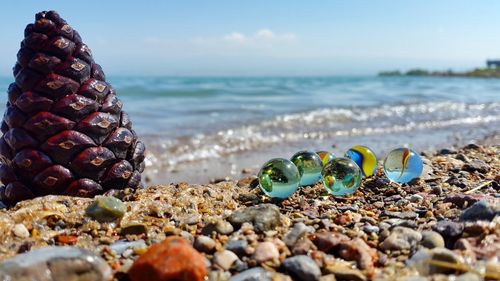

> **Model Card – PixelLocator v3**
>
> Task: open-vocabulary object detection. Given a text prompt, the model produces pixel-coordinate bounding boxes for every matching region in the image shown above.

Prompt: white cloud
[221,29,297,45]
[255,29,275,39]
[223,32,247,43]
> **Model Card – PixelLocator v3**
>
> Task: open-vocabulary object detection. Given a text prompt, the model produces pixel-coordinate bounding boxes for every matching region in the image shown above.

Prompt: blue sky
[1,1,500,76]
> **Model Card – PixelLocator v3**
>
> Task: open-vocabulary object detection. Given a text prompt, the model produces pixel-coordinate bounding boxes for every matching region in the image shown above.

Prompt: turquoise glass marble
[322,158,362,196]
[290,151,323,186]
[383,148,423,184]
[344,145,378,177]
[258,158,300,199]
[316,151,336,166]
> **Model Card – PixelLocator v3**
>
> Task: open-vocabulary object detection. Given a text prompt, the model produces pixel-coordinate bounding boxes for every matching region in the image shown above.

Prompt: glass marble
[383,148,423,184]
[344,145,378,177]
[322,157,362,196]
[258,158,300,199]
[316,151,336,166]
[291,151,323,186]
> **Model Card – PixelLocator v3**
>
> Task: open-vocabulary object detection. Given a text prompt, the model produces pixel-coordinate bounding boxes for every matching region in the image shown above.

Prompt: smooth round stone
[85,196,126,222]
[322,158,362,196]
[345,145,378,177]
[316,151,336,165]
[290,151,323,186]
[258,158,300,199]
[383,148,423,184]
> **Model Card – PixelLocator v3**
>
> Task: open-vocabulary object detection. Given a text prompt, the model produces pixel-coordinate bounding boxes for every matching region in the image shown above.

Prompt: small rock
[420,231,445,249]
[282,255,321,281]
[128,236,207,281]
[213,250,239,270]
[463,159,490,173]
[194,235,217,254]
[381,210,418,219]
[12,224,29,238]
[432,220,464,238]
[120,223,148,235]
[431,185,443,195]
[439,148,456,155]
[292,238,314,255]
[215,220,234,235]
[363,224,379,234]
[0,246,111,281]
[456,272,482,281]
[338,238,377,271]
[319,274,337,281]
[283,222,314,247]
[237,176,257,188]
[379,227,422,251]
[228,267,272,281]
[324,263,366,281]
[460,200,500,221]
[410,194,423,203]
[110,240,147,255]
[85,196,126,222]
[407,247,463,275]
[253,242,279,263]
[311,232,349,252]
[443,193,486,208]
[225,240,249,257]
[228,204,282,233]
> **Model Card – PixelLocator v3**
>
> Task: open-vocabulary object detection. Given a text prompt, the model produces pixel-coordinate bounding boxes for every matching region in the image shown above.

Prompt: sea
[1,76,499,184]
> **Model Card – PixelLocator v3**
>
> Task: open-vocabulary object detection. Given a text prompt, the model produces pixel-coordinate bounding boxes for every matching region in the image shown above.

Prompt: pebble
[460,200,500,221]
[120,223,148,235]
[213,250,239,270]
[225,240,249,257]
[110,240,147,255]
[253,242,279,263]
[283,222,314,247]
[432,220,464,238]
[443,193,485,208]
[282,255,321,281]
[324,263,366,281]
[128,236,207,281]
[0,246,111,280]
[456,272,482,281]
[194,235,217,253]
[363,224,380,234]
[228,204,282,233]
[419,231,445,249]
[12,224,29,238]
[410,194,424,203]
[215,220,234,235]
[407,247,463,275]
[85,196,126,222]
[381,210,418,219]
[228,267,272,281]
[311,232,349,252]
[463,159,490,173]
[379,226,422,251]
[338,238,377,270]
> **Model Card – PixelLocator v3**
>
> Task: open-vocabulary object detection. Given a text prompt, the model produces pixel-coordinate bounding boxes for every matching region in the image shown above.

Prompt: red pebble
[128,236,207,281]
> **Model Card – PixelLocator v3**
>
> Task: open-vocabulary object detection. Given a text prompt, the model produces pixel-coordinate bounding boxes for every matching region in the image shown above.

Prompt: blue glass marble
[344,145,378,177]
[291,151,323,186]
[316,151,336,166]
[383,148,423,184]
[322,157,362,196]
[258,158,300,199]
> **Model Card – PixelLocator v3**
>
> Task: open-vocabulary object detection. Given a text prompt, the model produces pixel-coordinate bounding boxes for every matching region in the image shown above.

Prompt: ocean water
[1,76,499,183]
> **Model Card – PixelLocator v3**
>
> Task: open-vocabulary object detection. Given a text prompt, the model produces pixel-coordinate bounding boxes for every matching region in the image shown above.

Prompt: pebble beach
[0,142,498,281]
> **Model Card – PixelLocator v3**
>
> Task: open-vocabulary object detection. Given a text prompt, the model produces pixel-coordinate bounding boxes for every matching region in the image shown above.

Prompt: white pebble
[12,224,30,238]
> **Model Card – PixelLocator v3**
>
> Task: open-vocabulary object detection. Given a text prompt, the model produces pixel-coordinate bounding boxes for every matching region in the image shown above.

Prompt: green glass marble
[291,151,323,186]
[316,151,336,166]
[322,157,362,196]
[258,158,300,199]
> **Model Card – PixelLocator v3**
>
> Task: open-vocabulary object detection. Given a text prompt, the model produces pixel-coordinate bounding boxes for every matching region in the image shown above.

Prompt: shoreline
[0,142,498,280]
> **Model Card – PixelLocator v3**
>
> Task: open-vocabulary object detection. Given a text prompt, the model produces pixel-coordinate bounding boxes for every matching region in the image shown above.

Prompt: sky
[1,0,500,76]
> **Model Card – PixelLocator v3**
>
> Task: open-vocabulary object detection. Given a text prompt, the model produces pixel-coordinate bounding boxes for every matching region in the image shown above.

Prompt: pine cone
[0,11,145,205]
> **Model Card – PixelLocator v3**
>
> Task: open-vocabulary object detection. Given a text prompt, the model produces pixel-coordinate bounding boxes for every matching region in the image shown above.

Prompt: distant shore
[379,67,500,78]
